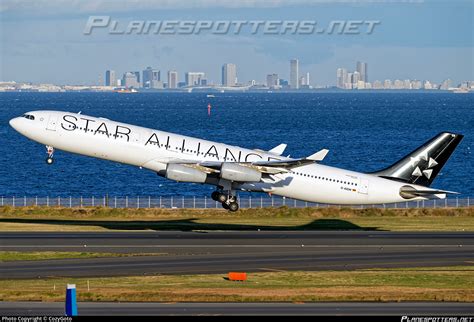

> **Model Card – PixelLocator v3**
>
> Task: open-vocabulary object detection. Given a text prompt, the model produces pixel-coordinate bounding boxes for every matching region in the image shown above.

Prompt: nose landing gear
[211,190,239,212]
[45,145,54,165]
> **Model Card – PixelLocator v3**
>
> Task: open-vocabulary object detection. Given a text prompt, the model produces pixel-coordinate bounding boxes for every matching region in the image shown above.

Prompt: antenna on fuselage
[78,111,82,114]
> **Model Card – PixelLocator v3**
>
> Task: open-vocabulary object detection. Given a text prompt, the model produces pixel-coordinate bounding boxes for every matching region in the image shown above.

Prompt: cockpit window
[21,114,35,120]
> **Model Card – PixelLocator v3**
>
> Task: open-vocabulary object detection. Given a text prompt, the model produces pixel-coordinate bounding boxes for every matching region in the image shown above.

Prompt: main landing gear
[211,191,239,212]
[45,145,54,165]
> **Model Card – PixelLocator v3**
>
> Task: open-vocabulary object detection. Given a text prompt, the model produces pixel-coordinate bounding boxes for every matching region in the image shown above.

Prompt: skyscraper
[266,73,279,88]
[221,63,237,86]
[122,72,139,89]
[105,70,116,87]
[142,67,161,88]
[185,72,205,86]
[132,71,141,87]
[356,61,368,83]
[290,59,299,89]
[336,68,347,88]
[168,70,178,89]
[352,71,361,85]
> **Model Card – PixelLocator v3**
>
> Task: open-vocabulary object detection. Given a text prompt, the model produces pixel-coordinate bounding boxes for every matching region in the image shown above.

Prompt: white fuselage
[10,110,432,204]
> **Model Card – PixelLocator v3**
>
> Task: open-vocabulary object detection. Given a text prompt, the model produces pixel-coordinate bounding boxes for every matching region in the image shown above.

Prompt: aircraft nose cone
[9,117,20,131]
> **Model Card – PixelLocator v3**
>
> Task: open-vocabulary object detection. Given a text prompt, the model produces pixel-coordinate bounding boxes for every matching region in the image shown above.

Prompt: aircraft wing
[253,143,287,156]
[158,149,329,175]
[149,150,329,174]
[268,143,287,156]
[251,149,329,168]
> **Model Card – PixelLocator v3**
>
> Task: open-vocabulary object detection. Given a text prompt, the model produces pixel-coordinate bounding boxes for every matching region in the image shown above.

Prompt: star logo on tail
[411,156,438,179]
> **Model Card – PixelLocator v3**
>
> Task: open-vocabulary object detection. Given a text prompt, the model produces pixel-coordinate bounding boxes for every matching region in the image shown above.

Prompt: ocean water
[0,92,472,197]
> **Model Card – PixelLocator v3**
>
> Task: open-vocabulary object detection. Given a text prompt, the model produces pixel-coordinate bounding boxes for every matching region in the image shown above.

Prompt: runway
[1,231,473,278]
[1,301,474,316]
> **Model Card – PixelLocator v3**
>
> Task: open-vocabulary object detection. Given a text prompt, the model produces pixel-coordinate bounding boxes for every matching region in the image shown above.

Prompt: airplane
[9,110,463,212]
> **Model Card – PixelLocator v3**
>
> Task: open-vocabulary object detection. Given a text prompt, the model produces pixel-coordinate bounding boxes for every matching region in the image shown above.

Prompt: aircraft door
[46,114,58,131]
[358,178,369,194]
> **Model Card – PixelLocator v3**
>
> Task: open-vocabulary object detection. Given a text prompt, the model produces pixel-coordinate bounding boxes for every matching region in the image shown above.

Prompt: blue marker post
[65,284,78,316]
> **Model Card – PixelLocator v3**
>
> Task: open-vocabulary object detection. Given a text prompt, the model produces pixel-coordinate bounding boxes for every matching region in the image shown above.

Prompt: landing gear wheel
[217,193,228,203]
[211,191,220,201]
[228,202,239,212]
[45,145,54,165]
[222,202,230,210]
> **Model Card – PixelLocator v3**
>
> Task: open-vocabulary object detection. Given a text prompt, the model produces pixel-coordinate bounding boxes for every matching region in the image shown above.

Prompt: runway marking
[258,267,288,272]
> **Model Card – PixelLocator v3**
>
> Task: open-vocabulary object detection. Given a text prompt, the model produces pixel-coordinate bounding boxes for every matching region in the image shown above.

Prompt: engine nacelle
[165,164,207,183]
[220,163,262,182]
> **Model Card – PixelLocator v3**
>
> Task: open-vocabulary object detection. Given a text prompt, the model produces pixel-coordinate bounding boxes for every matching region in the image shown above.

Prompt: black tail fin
[371,132,463,187]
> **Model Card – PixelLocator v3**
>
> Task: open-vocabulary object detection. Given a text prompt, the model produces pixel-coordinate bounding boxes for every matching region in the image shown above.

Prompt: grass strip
[0,266,473,302]
[0,206,473,232]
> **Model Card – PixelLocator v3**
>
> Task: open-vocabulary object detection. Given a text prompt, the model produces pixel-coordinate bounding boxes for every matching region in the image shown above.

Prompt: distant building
[404,79,412,89]
[168,70,178,89]
[152,81,164,89]
[423,80,433,90]
[372,80,383,89]
[105,70,116,87]
[383,79,392,89]
[299,76,306,87]
[356,61,368,83]
[411,80,422,90]
[290,59,299,89]
[221,63,237,86]
[440,79,452,90]
[142,67,160,88]
[185,72,205,86]
[346,72,353,89]
[336,68,347,88]
[132,72,140,86]
[123,72,139,89]
[352,71,361,87]
[266,73,279,88]
[393,79,404,89]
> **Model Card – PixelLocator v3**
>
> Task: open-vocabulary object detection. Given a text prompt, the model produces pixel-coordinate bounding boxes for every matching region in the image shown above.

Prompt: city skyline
[1,1,472,86]
[2,57,471,92]
[99,58,468,91]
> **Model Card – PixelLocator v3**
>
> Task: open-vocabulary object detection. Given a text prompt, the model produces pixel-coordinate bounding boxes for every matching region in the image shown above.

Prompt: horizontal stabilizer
[399,185,459,199]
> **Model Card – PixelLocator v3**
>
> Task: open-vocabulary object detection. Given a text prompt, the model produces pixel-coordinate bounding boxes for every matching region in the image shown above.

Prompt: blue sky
[1,0,472,85]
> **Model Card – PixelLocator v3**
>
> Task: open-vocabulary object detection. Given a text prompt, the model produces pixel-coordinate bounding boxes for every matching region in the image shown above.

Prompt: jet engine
[220,163,262,182]
[165,164,207,183]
